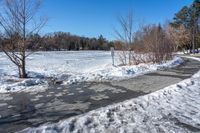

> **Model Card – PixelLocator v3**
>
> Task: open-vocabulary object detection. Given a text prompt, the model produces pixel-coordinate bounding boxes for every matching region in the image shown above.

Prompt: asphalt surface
[0,57,200,133]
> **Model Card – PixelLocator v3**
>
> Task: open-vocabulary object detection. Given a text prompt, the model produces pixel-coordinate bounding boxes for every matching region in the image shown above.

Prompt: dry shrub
[130,53,154,65]
[118,50,128,65]
[115,12,175,65]
[133,24,174,64]
[117,50,154,65]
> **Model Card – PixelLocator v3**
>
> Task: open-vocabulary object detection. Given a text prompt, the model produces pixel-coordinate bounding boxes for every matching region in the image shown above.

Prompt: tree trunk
[19,68,26,78]
[128,50,131,65]
[18,56,27,78]
[22,58,27,78]
[192,28,196,54]
[18,67,22,78]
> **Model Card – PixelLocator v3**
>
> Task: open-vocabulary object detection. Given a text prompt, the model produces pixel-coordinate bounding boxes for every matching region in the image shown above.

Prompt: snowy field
[0,51,183,93]
[18,62,200,133]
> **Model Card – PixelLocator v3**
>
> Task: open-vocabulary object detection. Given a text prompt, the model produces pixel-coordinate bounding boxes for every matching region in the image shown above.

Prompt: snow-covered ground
[0,51,183,93]
[18,65,200,133]
[181,55,200,62]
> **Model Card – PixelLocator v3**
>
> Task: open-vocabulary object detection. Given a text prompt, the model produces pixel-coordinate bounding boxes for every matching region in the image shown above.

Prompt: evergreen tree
[171,0,200,53]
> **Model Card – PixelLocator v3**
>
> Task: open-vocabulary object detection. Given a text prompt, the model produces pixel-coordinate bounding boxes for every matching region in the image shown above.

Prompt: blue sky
[41,0,192,40]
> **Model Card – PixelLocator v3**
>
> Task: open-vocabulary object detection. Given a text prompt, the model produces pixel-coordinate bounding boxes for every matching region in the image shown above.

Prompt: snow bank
[183,55,200,62]
[0,51,183,93]
[62,56,183,84]
[0,78,45,93]
[18,70,200,133]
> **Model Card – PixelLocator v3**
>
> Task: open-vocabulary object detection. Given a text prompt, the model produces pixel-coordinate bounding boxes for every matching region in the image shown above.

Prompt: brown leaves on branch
[167,25,191,53]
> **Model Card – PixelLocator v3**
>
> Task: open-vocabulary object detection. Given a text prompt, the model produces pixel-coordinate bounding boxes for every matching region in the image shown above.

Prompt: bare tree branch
[0,0,47,78]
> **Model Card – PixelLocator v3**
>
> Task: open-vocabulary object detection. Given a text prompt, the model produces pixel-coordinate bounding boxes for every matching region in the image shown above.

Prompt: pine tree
[171,0,200,53]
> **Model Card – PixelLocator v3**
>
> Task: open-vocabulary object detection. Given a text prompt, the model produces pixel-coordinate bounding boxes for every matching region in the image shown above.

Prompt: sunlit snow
[0,51,183,93]
[18,66,200,133]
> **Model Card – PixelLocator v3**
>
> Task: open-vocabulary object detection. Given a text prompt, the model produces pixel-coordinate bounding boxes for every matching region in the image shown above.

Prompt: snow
[183,55,200,62]
[0,51,183,93]
[18,68,200,133]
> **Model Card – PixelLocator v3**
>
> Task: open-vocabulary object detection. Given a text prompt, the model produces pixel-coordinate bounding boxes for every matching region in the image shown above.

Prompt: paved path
[0,57,200,133]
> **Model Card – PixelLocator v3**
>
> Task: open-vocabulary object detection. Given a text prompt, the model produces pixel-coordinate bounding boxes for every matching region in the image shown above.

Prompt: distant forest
[0,32,117,51]
[1,0,200,78]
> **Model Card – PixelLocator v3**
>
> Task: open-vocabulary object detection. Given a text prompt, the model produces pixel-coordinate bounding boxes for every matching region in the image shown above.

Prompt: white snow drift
[18,69,200,133]
[0,51,183,93]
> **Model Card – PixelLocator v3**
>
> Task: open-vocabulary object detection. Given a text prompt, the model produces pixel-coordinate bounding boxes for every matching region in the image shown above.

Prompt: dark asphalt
[0,57,199,133]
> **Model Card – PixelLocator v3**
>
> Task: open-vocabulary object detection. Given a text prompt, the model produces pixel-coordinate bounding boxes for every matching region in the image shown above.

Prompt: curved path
[0,57,200,133]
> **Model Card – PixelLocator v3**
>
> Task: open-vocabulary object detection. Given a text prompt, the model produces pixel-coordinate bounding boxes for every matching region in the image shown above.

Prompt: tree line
[1,32,116,52]
[25,33,114,51]
[114,0,200,66]
[0,0,200,78]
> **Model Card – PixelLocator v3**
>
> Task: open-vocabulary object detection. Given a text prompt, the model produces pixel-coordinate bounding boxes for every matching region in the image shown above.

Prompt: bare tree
[134,24,174,63]
[0,0,47,78]
[167,25,191,53]
[115,11,134,65]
